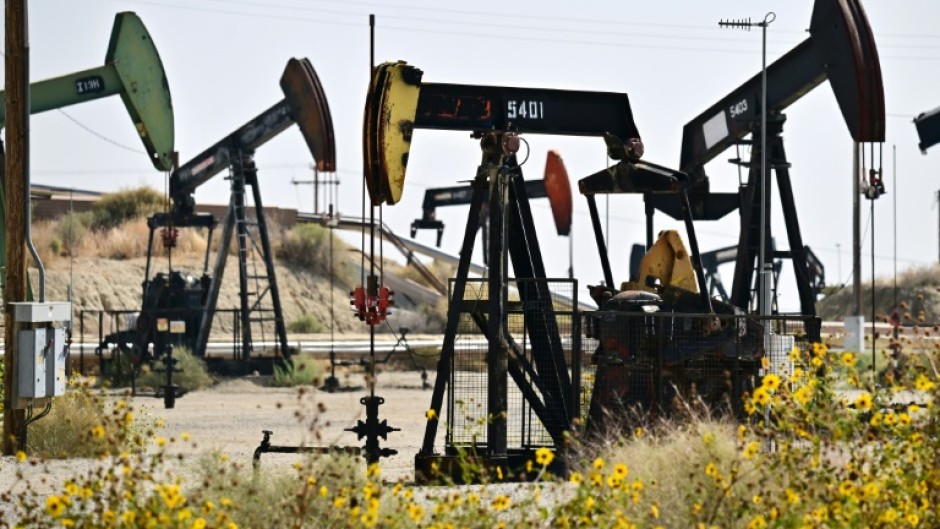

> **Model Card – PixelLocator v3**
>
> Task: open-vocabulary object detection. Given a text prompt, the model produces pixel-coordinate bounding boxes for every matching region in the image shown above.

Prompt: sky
[3,0,940,314]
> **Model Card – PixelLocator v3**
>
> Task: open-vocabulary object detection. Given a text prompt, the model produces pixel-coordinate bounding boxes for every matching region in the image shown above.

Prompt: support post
[853,142,862,316]
[486,146,509,460]
[3,0,28,455]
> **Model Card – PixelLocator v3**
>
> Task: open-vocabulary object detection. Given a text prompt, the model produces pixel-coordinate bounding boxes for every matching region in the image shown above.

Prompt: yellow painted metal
[621,230,698,293]
[364,61,421,206]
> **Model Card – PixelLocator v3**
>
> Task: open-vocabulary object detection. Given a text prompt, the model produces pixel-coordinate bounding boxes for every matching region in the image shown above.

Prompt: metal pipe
[853,142,862,316]
[758,12,776,319]
[19,11,44,302]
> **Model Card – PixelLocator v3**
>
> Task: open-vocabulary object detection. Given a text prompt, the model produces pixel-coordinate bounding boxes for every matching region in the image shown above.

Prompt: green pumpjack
[0,11,174,288]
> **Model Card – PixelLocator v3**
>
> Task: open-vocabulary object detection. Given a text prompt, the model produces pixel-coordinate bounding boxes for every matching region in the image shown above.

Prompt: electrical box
[17,328,49,398]
[11,301,71,402]
[46,327,67,396]
[12,301,71,323]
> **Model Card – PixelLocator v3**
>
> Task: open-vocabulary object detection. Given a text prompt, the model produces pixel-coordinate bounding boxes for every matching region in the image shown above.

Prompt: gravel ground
[0,368,437,505]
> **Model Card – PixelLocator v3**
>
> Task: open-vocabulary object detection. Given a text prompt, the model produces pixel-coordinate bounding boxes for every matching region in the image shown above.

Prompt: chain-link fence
[446,278,579,451]
[580,311,814,436]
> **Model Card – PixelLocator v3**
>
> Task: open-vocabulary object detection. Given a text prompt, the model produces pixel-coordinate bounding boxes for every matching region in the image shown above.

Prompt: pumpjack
[644,0,884,339]
[410,150,573,264]
[0,12,174,274]
[363,61,748,481]
[132,58,335,374]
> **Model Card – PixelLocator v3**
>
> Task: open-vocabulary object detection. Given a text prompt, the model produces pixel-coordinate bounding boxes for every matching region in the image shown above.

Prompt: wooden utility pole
[3,0,29,455]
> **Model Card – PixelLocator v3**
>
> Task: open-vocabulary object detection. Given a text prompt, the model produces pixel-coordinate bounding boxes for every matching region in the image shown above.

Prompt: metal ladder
[229,151,289,362]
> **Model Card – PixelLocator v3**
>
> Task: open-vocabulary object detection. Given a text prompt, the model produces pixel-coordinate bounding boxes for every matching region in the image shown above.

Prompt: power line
[122,0,940,60]
[55,109,148,155]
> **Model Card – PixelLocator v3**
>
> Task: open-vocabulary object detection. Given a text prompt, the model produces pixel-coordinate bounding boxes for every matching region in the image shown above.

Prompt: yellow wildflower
[915,375,935,392]
[91,425,106,439]
[747,515,767,529]
[785,488,800,505]
[613,463,628,478]
[761,374,781,391]
[425,409,437,421]
[854,392,873,410]
[752,386,771,406]
[743,441,760,460]
[15,451,26,463]
[705,462,718,478]
[491,495,511,511]
[46,496,66,518]
[534,447,554,466]
[794,385,812,405]
[788,346,801,361]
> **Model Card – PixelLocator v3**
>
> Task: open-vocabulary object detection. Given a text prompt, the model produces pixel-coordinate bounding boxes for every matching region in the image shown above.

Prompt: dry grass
[576,415,762,527]
[26,380,144,459]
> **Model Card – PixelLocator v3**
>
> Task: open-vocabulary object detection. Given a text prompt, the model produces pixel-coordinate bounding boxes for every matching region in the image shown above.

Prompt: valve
[345,395,400,464]
[350,275,394,326]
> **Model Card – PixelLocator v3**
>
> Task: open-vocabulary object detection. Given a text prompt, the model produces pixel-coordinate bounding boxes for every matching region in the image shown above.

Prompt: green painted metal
[106,12,174,172]
[0,12,174,170]
[0,12,173,294]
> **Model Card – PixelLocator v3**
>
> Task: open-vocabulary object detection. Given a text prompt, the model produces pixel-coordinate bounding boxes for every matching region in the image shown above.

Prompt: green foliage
[288,313,326,334]
[90,186,165,230]
[26,378,145,459]
[55,211,93,255]
[137,347,213,393]
[272,355,324,387]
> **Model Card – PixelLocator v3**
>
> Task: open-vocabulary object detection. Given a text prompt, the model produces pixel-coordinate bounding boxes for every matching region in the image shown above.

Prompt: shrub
[90,186,165,230]
[276,223,354,287]
[288,313,326,334]
[56,211,93,255]
[272,354,324,387]
[26,378,145,459]
[136,347,213,393]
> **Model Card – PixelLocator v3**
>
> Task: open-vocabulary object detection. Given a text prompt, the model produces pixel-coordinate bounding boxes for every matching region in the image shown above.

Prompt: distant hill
[817,264,940,325]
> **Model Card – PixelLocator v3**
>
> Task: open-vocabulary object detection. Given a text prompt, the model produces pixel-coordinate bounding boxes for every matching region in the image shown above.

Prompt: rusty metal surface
[543,150,572,237]
[810,0,884,142]
[362,63,386,205]
[280,57,336,172]
[362,62,423,206]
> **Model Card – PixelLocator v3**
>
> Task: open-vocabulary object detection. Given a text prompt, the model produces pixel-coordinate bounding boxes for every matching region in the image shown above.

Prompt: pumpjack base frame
[415,449,568,485]
[204,356,281,376]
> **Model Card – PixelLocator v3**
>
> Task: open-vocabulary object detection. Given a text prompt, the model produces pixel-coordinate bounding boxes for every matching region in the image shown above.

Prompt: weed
[288,313,326,334]
[272,355,324,387]
[136,347,214,393]
[26,378,145,459]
